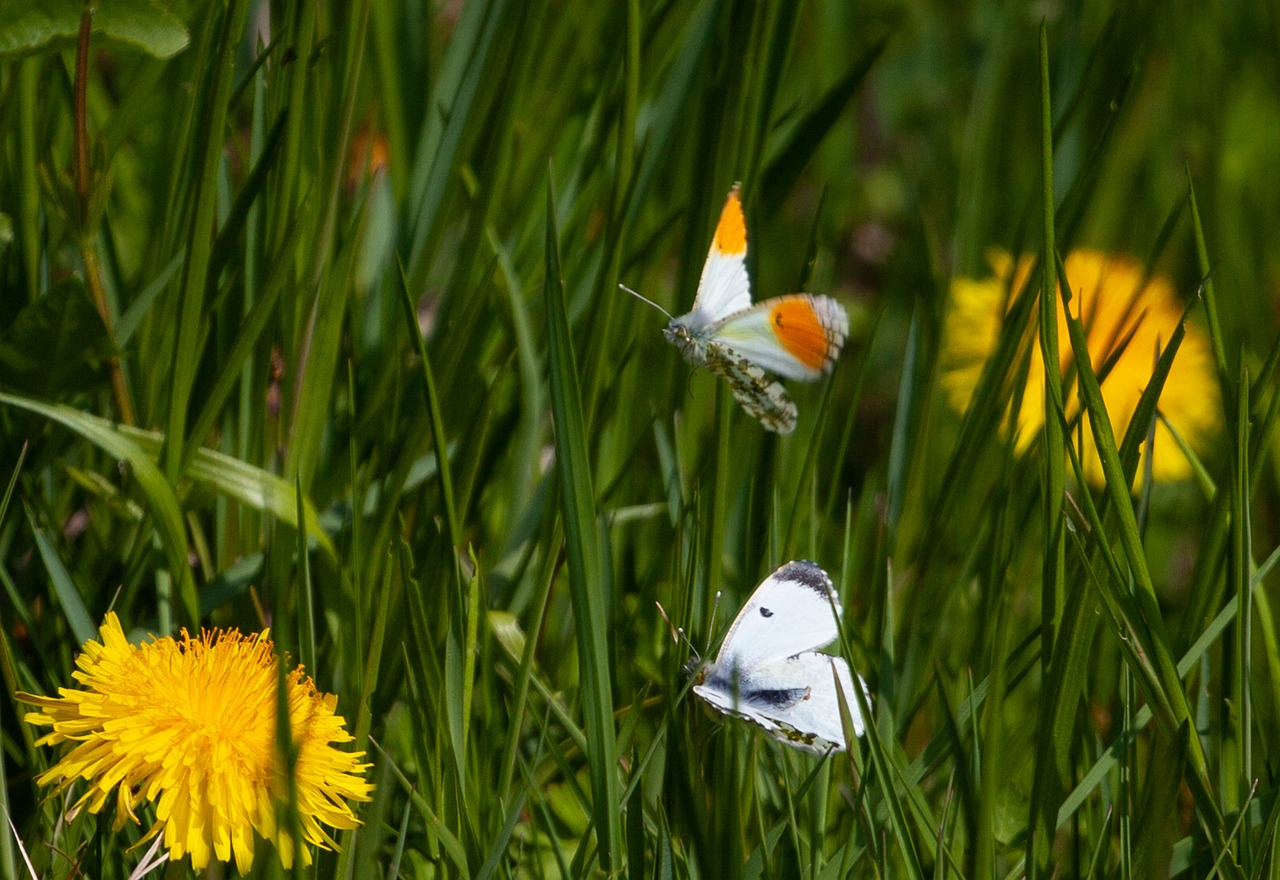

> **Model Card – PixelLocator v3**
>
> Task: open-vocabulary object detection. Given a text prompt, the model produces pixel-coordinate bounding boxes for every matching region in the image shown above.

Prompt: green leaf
[0,392,197,628]
[0,393,336,565]
[119,425,338,562]
[0,278,111,395]
[0,0,189,59]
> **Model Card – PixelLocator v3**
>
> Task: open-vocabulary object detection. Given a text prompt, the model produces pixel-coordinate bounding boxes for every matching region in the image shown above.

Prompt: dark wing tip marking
[773,560,835,598]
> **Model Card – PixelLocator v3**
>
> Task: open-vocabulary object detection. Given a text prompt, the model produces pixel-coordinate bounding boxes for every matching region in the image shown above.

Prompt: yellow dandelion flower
[17,613,372,874]
[940,248,1220,487]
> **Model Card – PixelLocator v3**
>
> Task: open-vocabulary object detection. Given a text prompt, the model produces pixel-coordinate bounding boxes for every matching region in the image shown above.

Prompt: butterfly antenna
[618,283,675,321]
[680,628,699,663]
[704,589,724,658]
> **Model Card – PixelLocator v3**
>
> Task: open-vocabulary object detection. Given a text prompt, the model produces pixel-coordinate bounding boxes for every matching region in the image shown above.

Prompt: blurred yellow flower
[18,613,372,873]
[940,249,1220,487]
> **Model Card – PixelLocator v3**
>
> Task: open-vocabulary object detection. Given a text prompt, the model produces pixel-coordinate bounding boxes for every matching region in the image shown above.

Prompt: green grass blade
[1058,593,1244,829]
[183,216,297,471]
[397,261,461,551]
[118,422,336,559]
[1058,263,1242,877]
[162,0,250,480]
[885,307,921,542]
[28,514,95,646]
[1029,27,1067,878]
[293,477,316,674]
[1036,22,1067,669]
[475,788,528,880]
[405,0,508,285]
[849,672,925,879]
[1185,169,1233,418]
[621,0,718,233]
[543,173,620,870]
[1,392,197,628]
[760,37,886,209]
[1229,364,1253,820]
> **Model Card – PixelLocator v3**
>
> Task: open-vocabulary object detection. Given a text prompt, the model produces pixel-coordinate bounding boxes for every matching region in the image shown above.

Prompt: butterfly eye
[760,607,773,618]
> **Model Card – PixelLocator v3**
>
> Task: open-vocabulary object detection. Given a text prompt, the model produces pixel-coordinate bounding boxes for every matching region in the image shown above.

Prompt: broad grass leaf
[0,393,336,563]
[0,392,198,626]
[0,0,188,59]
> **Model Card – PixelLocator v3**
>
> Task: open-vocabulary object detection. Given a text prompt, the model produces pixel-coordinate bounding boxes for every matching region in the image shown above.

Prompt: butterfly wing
[712,561,842,671]
[667,188,846,431]
[693,653,869,753]
[688,184,753,321]
[692,561,869,752]
[704,342,798,434]
[708,294,849,382]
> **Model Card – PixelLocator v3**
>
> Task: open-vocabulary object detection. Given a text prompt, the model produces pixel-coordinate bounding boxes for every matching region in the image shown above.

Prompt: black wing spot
[760,607,773,618]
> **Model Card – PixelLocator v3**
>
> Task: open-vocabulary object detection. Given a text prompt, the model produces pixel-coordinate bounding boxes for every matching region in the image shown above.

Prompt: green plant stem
[74,11,90,208]
[74,8,135,426]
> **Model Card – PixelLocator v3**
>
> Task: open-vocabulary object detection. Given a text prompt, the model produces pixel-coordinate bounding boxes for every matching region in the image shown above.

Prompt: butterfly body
[665,185,849,433]
[690,560,868,753]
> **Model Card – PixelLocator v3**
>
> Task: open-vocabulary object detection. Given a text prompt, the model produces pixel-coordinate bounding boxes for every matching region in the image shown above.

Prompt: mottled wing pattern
[704,341,798,434]
[701,699,844,754]
[693,654,867,753]
[694,683,835,753]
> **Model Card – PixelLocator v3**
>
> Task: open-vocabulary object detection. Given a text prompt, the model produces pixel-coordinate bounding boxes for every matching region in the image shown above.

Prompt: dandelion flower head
[18,613,372,873]
[940,248,1220,487]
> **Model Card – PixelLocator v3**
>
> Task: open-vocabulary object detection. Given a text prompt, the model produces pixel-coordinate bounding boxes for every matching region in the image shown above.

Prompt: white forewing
[691,560,869,753]
[711,561,841,673]
[691,245,752,321]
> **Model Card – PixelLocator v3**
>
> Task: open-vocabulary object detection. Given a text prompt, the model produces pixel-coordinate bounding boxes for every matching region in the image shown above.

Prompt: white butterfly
[689,560,869,753]
[662,184,849,434]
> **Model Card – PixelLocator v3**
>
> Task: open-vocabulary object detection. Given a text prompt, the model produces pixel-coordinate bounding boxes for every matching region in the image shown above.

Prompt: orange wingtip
[769,298,837,371]
[712,184,747,256]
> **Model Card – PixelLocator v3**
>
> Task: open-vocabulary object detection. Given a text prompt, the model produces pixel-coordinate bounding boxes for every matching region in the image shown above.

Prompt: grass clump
[3,2,1280,877]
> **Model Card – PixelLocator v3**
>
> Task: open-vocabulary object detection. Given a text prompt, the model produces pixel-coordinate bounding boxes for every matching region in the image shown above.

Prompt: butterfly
[662,184,849,434]
[688,560,869,753]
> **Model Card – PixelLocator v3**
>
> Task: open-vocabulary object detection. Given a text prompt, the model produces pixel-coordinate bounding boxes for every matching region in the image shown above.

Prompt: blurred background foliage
[3,0,1280,877]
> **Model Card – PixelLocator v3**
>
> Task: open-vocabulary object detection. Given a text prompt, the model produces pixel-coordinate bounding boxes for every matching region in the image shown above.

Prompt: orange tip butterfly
[624,184,849,434]
[689,560,869,753]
